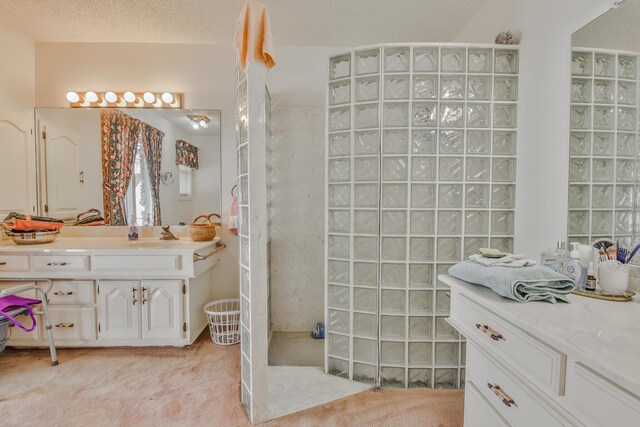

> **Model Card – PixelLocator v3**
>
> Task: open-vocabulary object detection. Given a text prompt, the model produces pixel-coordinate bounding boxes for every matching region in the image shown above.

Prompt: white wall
[0,22,35,110]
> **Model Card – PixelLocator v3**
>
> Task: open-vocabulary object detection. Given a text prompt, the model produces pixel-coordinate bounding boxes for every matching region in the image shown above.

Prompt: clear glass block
[460,342,467,365]
[330,54,351,80]
[329,107,350,132]
[354,210,378,234]
[435,342,458,365]
[382,237,407,260]
[381,263,406,288]
[494,50,518,74]
[569,132,590,156]
[382,183,408,208]
[467,103,490,128]
[239,207,248,236]
[439,157,463,181]
[435,291,450,315]
[409,264,433,287]
[412,184,436,208]
[593,133,614,157]
[414,47,439,72]
[412,102,438,127]
[354,236,378,260]
[383,157,408,181]
[355,49,379,75]
[385,47,410,72]
[593,106,614,130]
[241,326,250,356]
[569,158,590,182]
[382,210,407,234]
[441,103,464,127]
[328,285,350,309]
[410,237,435,261]
[413,74,438,99]
[465,211,489,235]
[354,130,379,155]
[494,76,518,101]
[438,184,463,208]
[354,262,377,288]
[618,55,636,79]
[594,53,614,77]
[493,131,517,155]
[437,237,461,261]
[437,210,462,234]
[381,367,405,388]
[592,211,613,235]
[239,145,248,174]
[381,290,406,314]
[354,287,377,312]
[569,185,590,209]
[328,158,350,182]
[353,337,377,364]
[492,158,516,182]
[616,211,633,234]
[441,47,465,72]
[328,260,349,284]
[355,103,379,129]
[439,130,464,154]
[491,211,515,235]
[353,362,376,385]
[328,357,349,379]
[468,48,492,73]
[440,75,465,99]
[239,175,248,205]
[409,368,431,388]
[240,236,249,266]
[354,184,378,207]
[435,317,457,339]
[383,130,409,154]
[616,159,635,182]
[616,185,633,208]
[571,78,591,103]
[381,315,406,340]
[329,132,350,157]
[385,75,410,99]
[353,313,377,338]
[384,102,409,127]
[434,369,457,389]
[412,130,437,154]
[464,237,488,257]
[465,184,490,208]
[330,80,350,105]
[328,333,349,358]
[491,184,515,209]
[409,290,433,313]
[411,157,437,181]
[409,342,432,365]
[467,130,491,155]
[409,316,432,339]
[354,157,379,182]
[241,267,250,298]
[618,107,636,132]
[592,185,613,208]
[618,81,636,105]
[238,111,248,143]
[592,79,614,104]
[466,157,490,182]
[490,237,514,253]
[570,105,591,129]
[617,133,636,157]
[572,51,592,76]
[355,76,380,102]
[328,235,350,258]
[329,309,350,334]
[493,104,517,128]
[241,296,250,327]
[436,264,455,287]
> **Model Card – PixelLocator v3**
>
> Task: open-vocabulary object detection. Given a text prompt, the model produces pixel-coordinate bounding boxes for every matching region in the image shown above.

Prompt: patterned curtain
[175,140,199,169]
[101,110,142,225]
[141,123,164,226]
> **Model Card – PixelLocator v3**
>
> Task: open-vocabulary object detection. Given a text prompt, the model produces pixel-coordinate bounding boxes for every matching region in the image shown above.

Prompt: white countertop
[440,274,640,397]
[0,237,221,254]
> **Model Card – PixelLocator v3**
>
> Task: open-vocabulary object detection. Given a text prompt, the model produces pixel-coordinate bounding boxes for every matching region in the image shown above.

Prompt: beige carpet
[0,332,463,426]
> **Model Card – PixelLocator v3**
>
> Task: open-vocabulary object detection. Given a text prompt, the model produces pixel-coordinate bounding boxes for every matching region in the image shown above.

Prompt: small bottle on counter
[128,216,140,241]
[565,243,588,289]
[585,262,596,291]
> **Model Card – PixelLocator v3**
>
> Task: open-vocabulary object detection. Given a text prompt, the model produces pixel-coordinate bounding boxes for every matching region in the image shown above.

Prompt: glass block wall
[325,44,519,388]
[569,49,639,246]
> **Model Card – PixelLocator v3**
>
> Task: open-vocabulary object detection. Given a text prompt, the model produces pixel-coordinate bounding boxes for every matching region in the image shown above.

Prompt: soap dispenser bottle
[128,216,140,241]
[565,242,587,289]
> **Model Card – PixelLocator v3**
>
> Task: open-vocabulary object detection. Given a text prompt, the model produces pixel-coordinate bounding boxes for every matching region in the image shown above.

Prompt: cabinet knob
[487,383,516,407]
[475,323,504,341]
[55,323,74,328]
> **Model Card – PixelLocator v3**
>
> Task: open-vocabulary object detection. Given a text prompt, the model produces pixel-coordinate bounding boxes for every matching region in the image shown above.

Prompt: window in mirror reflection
[125,140,154,226]
[179,165,192,199]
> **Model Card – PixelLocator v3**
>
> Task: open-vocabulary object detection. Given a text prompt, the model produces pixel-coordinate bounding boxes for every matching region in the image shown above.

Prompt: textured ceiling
[572,0,640,52]
[0,0,488,46]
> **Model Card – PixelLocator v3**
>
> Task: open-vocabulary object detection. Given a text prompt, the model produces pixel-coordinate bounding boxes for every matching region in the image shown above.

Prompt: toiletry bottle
[585,262,596,291]
[555,241,570,274]
[565,243,588,289]
[541,245,562,273]
[128,216,139,241]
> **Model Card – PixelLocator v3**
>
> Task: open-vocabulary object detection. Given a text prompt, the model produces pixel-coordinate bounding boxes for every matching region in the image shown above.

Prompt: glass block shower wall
[569,49,639,246]
[325,44,519,388]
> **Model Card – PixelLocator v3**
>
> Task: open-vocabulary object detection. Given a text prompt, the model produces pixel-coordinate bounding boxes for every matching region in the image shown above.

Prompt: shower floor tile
[269,332,324,367]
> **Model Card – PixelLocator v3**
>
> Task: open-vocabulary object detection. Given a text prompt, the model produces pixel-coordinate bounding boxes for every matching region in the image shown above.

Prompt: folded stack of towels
[448,248,575,303]
[2,212,64,233]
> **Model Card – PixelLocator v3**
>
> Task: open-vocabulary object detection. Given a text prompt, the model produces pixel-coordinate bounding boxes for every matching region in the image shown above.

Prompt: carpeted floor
[0,332,463,426]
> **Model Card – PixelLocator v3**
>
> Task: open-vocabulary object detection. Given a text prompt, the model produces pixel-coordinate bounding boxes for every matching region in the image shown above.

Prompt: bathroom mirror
[33,108,221,226]
[568,0,640,246]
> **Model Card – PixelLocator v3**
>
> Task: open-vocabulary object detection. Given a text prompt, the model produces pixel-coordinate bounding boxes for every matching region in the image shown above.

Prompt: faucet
[159,225,179,240]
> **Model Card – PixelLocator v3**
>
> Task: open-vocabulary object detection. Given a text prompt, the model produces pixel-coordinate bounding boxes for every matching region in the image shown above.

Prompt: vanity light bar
[66,91,183,108]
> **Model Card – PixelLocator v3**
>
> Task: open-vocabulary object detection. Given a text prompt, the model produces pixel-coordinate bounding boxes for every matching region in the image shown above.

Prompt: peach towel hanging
[234,0,276,70]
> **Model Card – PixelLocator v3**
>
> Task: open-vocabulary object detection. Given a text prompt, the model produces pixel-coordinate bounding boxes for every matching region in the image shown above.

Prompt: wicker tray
[572,289,636,302]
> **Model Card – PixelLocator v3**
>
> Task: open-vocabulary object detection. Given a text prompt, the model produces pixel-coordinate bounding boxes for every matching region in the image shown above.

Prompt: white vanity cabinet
[441,274,640,427]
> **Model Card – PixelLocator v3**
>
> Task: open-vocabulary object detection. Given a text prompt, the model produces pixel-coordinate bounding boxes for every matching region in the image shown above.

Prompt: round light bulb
[202,121,209,128]
[199,120,207,127]
[161,92,174,104]
[85,91,98,103]
[66,91,80,103]
[104,91,118,103]
[123,92,136,103]
[192,122,199,129]
[143,92,156,103]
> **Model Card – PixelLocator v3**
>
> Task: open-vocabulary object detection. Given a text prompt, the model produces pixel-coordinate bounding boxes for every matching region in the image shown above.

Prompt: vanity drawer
[32,255,88,271]
[0,255,30,271]
[48,281,95,305]
[48,307,96,342]
[451,294,565,395]
[566,362,640,427]
[92,255,181,272]
[466,343,576,427]
[464,380,509,427]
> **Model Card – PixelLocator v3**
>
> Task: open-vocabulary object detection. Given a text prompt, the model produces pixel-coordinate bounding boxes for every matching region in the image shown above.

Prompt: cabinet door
[141,280,183,340]
[98,281,140,340]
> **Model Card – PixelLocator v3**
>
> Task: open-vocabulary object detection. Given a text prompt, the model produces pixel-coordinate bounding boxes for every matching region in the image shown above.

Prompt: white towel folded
[469,253,537,268]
